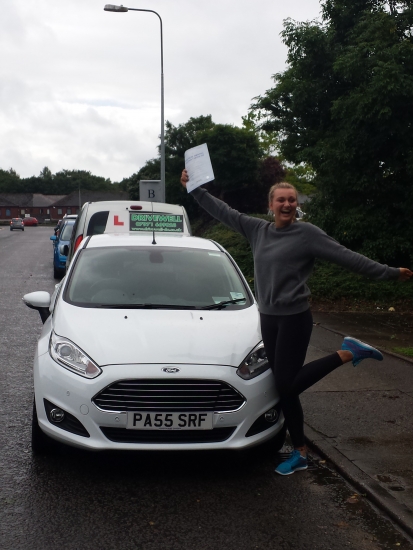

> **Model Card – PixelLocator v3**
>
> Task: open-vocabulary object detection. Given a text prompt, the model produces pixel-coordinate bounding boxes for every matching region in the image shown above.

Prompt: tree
[40,166,53,181]
[252,0,413,265]
[195,123,261,205]
[0,167,116,194]
[52,170,112,194]
[242,111,279,157]
[242,110,316,197]
[0,168,22,193]
[258,156,286,188]
[125,160,160,200]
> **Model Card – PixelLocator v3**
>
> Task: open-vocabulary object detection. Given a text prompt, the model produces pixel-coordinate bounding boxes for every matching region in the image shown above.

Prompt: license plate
[126,411,213,430]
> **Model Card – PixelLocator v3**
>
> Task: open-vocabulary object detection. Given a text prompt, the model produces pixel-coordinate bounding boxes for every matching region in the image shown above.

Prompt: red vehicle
[23,217,38,226]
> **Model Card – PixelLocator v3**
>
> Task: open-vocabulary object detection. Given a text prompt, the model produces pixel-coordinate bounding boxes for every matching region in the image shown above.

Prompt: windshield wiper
[94,303,197,310]
[92,299,246,310]
[202,298,246,310]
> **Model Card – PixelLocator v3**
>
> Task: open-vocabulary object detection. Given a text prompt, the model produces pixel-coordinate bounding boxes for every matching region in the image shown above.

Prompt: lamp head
[104,4,128,12]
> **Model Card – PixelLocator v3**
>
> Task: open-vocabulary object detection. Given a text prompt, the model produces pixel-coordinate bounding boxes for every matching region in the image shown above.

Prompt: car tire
[22,228,24,231]
[10,228,12,231]
[32,398,56,455]
[53,266,62,279]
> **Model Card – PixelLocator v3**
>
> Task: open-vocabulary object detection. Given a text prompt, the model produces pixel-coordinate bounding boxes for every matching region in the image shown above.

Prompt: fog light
[50,408,65,423]
[264,409,278,423]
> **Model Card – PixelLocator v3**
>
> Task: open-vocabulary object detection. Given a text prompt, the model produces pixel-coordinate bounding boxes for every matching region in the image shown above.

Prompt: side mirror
[50,235,57,241]
[23,291,51,324]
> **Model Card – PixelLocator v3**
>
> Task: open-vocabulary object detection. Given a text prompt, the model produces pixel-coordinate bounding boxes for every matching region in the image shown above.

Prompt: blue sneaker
[341,337,384,367]
[274,450,308,476]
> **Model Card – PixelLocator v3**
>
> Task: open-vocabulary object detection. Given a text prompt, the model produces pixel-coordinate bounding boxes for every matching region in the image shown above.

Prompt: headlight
[49,331,102,379]
[237,343,271,380]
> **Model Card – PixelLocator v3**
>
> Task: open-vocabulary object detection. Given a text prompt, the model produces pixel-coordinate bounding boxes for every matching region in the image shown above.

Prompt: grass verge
[392,347,413,357]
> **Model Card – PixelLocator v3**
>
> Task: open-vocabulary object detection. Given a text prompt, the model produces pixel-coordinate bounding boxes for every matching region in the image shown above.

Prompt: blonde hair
[268,182,298,204]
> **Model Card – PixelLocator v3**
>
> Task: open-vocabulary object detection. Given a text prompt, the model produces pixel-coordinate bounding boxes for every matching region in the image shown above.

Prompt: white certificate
[184,143,215,192]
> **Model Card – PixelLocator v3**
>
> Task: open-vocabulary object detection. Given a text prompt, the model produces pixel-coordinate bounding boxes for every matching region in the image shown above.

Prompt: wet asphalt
[305,314,413,537]
[0,226,412,550]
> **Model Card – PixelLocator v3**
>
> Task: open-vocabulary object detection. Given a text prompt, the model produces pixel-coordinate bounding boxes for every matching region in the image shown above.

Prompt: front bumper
[34,352,283,451]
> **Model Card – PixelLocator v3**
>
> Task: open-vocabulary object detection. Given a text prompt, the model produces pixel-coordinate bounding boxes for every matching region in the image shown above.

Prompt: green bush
[308,261,412,303]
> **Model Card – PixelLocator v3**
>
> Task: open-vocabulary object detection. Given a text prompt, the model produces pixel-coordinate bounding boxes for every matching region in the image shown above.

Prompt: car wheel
[22,228,24,231]
[53,266,63,279]
[10,228,12,231]
[32,398,56,455]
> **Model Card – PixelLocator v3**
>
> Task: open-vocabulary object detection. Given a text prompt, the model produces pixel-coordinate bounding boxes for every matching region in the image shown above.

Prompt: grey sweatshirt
[191,187,400,315]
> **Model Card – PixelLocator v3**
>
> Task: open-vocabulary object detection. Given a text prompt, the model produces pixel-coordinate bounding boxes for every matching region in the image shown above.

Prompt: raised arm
[305,223,412,281]
[180,169,266,241]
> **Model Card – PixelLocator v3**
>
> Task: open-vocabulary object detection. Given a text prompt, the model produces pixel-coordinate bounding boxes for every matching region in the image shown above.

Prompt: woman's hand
[180,169,189,189]
[398,268,413,281]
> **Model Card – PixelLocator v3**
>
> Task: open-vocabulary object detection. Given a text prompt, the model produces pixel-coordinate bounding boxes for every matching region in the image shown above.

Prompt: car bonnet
[52,301,261,367]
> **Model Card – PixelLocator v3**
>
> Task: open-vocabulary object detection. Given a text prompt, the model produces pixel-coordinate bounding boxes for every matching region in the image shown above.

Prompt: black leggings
[260,309,343,448]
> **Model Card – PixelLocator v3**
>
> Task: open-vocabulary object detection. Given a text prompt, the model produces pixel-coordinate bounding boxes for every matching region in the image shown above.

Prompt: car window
[60,223,74,241]
[65,247,251,309]
[87,211,109,236]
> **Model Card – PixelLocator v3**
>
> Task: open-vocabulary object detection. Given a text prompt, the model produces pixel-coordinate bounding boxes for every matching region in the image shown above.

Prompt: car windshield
[60,223,74,241]
[65,246,251,309]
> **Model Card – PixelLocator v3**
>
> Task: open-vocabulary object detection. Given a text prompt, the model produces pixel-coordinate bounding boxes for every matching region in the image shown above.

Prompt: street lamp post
[104,4,165,202]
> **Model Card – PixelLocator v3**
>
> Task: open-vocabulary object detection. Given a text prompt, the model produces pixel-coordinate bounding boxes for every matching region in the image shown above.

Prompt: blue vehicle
[50,220,76,278]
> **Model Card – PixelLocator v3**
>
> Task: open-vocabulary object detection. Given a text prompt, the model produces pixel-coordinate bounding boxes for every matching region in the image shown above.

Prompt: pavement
[303,311,413,538]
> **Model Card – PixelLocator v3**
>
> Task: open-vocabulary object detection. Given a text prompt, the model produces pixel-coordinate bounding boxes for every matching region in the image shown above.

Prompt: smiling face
[269,188,298,228]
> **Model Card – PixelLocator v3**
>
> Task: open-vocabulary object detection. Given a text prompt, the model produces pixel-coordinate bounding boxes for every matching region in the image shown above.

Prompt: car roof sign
[104,207,186,234]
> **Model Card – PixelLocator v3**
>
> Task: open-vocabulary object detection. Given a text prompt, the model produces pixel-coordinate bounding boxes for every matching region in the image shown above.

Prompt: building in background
[0,190,129,222]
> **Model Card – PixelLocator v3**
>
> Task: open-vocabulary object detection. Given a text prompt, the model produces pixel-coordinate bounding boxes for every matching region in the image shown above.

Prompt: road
[0,226,411,550]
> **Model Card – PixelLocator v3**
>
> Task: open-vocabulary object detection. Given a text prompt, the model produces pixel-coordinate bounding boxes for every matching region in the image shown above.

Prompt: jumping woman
[180,169,412,475]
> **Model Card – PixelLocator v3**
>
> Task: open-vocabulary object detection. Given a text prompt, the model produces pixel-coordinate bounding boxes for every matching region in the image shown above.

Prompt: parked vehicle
[23,232,285,454]
[54,214,77,236]
[10,218,24,231]
[53,220,63,235]
[50,220,76,278]
[66,201,191,268]
[296,207,306,220]
[23,217,39,226]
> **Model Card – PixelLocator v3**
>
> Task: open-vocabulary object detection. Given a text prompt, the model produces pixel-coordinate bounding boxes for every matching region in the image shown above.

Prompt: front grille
[100,426,236,444]
[93,379,245,413]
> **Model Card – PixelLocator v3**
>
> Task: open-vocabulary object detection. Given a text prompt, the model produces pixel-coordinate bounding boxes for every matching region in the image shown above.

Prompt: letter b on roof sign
[139,180,164,203]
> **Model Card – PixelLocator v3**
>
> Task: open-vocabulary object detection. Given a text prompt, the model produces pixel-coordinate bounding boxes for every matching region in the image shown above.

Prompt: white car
[24,233,285,453]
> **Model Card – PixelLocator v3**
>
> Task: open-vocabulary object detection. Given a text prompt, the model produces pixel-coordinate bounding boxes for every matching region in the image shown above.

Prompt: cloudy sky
[1,0,322,183]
